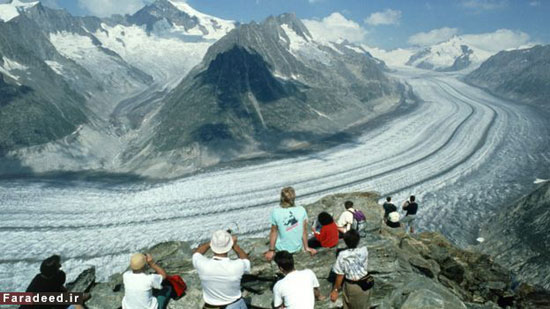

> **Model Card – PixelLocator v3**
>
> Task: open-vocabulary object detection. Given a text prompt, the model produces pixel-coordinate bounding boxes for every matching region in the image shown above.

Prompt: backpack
[349,210,367,237]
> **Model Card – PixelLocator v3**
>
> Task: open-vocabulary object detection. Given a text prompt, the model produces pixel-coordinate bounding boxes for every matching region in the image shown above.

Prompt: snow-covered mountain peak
[406,35,493,72]
[0,0,38,22]
[165,0,234,39]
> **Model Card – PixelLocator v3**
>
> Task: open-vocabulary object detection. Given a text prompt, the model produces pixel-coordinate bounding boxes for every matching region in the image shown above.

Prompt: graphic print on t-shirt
[284,211,299,231]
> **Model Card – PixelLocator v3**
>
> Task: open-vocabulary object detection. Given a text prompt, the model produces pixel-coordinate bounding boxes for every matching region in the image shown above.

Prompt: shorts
[401,215,416,228]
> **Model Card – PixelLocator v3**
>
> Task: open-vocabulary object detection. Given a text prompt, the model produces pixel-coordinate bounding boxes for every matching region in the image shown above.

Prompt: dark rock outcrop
[69,192,550,308]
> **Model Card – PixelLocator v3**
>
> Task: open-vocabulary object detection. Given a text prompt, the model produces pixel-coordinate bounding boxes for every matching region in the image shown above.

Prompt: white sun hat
[210,230,234,254]
[388,211,400,223]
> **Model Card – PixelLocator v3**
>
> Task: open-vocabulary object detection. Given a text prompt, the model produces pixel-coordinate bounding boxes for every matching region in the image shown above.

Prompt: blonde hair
[280,187,296,208]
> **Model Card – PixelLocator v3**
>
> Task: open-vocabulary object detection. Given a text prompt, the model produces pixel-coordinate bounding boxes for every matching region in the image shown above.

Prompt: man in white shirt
[193,230,251,309]
[272,251,324,309]
[122,253,171,309]
[337,201,356,234]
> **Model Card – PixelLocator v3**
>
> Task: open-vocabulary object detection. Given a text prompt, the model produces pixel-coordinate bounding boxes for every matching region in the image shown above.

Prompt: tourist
[193,230,250,309]
[21,255,89,309]
[382,197,397,222]
[330,230,373,309]
[122,253,172,309]
[401,195,418,233]
[308,211,339,249]
[336,201,357,234]
[272,251,324,309]
[264,187,317,261]
[386,211,402,228]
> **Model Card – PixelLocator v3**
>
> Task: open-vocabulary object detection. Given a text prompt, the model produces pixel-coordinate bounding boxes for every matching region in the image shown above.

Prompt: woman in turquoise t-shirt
[264,187,317,261]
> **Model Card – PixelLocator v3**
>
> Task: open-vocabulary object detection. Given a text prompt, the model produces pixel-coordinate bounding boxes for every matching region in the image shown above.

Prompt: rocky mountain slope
[478,182,550,290]
[135,13,402,175]
[0,1,403,178]
[63,192,550,309]
[465,45,550,109]
[0,6,89,154]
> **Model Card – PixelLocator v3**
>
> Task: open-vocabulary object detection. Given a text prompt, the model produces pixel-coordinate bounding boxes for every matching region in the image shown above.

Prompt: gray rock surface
[478,182,550,290]
[465,45,550,109]
[149,13,404,166]
[70,192,549,308]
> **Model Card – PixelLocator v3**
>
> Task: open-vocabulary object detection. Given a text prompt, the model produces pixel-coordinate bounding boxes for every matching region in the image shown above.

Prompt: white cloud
[77,0,153,17]
[460,0,508,10]
[364,9,402,26]
[303,12,368,43]
[408,27,459,46]
[308,0,324,3]
[529,1,540,6]
[462,29,531,52]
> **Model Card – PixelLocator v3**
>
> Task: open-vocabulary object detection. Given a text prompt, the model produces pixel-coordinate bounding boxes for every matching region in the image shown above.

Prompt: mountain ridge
[464,45,550,109]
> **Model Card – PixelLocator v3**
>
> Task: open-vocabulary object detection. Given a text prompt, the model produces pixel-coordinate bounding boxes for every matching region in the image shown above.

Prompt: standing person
[193,230,250,309]
[272,251,325,309]
[264,187,317,261]
[308,212,339,249]
[330,230,373,309]
[382,197,397,222]
[401,195,418,233]
[122,253,172,309]
[336,201,356,234]
[21,255,88,309]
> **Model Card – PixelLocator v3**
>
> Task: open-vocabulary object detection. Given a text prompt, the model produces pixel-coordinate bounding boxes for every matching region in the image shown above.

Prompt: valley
[1,69,549,291]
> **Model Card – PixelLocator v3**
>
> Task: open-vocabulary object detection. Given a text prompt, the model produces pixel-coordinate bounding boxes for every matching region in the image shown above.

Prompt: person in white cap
[122,253,171,309]
[193,230,251,309]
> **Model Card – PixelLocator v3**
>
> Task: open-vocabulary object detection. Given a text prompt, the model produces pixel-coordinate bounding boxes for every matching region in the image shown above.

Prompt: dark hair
[344,201,354,209]
[410,195,416,202]
[40,255,61,278]
[318,212,334,226]
[386,196,391,202]
[274,251,294,272]
[343,230,361,249]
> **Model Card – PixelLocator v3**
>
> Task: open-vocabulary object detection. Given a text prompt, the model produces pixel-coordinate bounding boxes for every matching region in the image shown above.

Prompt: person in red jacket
[308,212,339,249]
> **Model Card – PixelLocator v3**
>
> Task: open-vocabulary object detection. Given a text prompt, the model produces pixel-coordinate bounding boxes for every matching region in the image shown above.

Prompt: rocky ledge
[68,192,550,308]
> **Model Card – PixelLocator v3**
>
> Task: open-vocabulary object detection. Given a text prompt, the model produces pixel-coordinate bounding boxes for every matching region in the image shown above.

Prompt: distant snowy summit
[362,32,532,72]
[405,36,492,72]
[0,0,38,22]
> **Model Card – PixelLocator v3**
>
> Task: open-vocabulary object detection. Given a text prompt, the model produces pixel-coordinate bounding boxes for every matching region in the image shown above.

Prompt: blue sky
[36,0,550,49]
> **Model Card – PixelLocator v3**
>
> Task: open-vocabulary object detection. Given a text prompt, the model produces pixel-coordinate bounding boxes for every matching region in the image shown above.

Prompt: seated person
[386,211,402,228]
[264,187,317,261]
[193,230,250,309]
[122,253,172,309]
[308,212,339,249]
[336,201,356,234]
[273,251,324,309]
[22,255,89,309]
[382,196,397,222]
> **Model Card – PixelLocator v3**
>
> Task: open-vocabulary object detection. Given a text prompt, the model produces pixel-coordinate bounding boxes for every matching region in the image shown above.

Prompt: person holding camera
[122,253,172,309]
[193,230,250,309]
